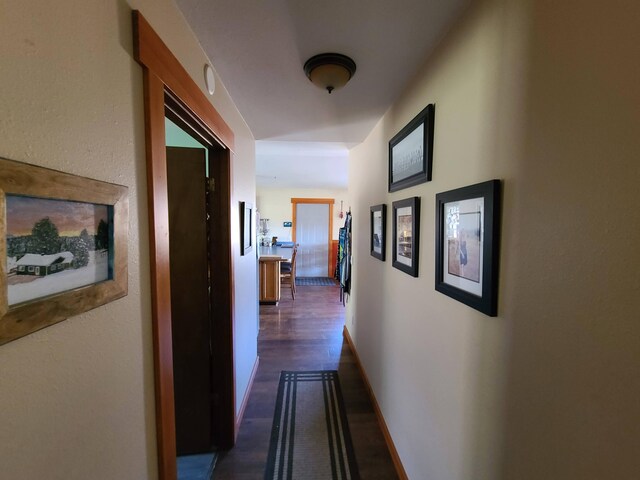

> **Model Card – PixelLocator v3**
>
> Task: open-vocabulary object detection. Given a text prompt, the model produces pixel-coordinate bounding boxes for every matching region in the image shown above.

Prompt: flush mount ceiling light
[303,53,356,94]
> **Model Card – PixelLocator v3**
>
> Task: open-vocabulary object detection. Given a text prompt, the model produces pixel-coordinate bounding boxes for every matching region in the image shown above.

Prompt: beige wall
[347,0,640,479]
[500,1,640,478]
[257,186,349,241]
[0,1,257,479]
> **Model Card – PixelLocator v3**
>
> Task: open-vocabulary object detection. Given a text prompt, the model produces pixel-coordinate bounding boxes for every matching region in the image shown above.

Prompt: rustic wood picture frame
[0,157,128,345]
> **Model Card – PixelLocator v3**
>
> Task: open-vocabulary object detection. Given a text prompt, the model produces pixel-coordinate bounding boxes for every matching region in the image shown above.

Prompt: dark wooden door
[166,146,212,455]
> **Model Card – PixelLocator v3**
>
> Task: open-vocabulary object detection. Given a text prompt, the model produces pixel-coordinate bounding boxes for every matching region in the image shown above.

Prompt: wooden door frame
[291,198,334,276]
[133,11,236,480]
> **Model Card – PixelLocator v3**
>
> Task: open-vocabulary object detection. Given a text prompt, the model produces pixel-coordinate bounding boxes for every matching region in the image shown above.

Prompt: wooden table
[258,246,293,305]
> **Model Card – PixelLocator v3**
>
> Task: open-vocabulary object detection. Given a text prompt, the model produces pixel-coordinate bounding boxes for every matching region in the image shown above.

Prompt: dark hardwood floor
[212,284,399,479]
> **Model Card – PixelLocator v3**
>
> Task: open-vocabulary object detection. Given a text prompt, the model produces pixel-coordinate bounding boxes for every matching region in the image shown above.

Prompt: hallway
[213,285,399,479]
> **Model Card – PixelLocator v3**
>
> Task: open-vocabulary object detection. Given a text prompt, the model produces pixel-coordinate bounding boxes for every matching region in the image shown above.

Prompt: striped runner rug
[295,277,338,286]
[264,371,360,480]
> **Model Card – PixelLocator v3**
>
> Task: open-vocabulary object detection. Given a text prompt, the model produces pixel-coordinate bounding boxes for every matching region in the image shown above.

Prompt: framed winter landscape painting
[0,157,128,345]
[435,180,501,317]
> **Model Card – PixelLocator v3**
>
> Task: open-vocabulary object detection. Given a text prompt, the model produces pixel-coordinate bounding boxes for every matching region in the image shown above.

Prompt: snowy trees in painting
[30,217,60,254]
[6,195,111,306]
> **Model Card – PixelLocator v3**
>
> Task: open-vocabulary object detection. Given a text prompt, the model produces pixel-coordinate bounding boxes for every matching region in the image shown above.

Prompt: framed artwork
[370,204,386,261]
[388,104,435,192]
[435,179,501,316]
[0,157,128,346]
[392,197,420,277]
[240,201,253,255]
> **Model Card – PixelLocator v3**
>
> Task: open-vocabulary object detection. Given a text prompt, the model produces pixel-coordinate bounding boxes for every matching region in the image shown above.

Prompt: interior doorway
[134,11,236,478]
[295,203,329,276]
[164,92,236,450]
[166,144,216,477]
[291,198,334,277]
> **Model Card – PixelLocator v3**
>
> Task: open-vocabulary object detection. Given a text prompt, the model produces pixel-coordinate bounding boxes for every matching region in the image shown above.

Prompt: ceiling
[175,0,469,188]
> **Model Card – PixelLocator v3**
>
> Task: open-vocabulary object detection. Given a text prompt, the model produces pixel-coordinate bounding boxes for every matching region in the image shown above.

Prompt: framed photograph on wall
[240,201,253,256]
[370,204,386,261]
[388,104,435,192]
[0,156,128,346]
[392,197,420,277]
[435,179,501,316]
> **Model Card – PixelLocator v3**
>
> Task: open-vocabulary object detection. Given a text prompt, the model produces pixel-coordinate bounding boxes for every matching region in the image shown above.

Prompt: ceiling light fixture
[303,53,356,94]
[204,64,215,95]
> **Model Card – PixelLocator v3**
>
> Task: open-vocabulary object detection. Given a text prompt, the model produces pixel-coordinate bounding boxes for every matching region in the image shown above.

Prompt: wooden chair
[280,244,298,300]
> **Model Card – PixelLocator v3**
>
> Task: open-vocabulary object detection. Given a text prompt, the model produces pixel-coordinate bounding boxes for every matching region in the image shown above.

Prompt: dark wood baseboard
[343,326,408,480]
[235,355,259,439]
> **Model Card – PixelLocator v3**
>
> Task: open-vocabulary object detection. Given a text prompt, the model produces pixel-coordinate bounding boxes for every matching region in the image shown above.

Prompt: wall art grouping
[376,101,501,315]
[0,157,128,346]
[369,179,501,316]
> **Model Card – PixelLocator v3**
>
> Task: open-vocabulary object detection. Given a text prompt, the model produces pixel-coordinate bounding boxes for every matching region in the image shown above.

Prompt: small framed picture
[388,104,435,192]
[392,197,420,277]
[370,204,386,261]
[240,201,253,256]
[435,180,501,316]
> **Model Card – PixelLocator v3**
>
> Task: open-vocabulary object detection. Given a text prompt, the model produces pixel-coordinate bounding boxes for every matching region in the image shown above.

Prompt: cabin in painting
[16,252,74,277]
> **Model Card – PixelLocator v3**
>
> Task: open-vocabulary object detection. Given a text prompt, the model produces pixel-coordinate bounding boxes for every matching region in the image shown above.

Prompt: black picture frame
[240,201,253,256]
[370,204,387,261]
[435,179,501,316]
[392,197,420,277]
[388,104,435,192]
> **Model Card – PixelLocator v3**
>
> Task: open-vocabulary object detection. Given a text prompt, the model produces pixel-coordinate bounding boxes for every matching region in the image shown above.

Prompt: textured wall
[0,0,257,478]
[347,0,640,478]
[499,1,640,478]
